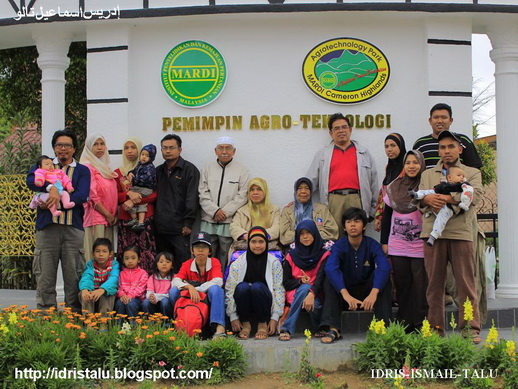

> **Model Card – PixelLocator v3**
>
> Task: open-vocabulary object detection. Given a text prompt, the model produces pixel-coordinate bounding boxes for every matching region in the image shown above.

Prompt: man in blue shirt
[321,207,392,343]
[27,129,91,312]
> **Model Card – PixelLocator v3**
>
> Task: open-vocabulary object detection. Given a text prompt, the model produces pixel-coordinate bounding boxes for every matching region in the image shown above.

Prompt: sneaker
[131,223,146,233]
[125,218,138,228]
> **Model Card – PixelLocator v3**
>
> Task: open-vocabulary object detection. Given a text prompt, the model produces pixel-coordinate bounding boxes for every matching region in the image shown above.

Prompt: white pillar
[33,31,71,156]
[488,25,518,298]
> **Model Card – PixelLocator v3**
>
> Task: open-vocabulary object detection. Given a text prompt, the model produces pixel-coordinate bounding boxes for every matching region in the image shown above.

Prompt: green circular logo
[319,71,338,89]
[161,40,227,108]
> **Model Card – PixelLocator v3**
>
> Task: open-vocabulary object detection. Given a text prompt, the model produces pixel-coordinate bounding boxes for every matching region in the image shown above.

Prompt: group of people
[26,102,485,343]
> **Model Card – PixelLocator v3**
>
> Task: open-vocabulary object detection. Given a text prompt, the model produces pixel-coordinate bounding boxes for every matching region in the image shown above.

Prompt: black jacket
[154,157,200,235]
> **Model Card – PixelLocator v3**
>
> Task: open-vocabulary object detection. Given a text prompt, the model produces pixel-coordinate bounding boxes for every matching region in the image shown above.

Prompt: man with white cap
[199,136,250,271]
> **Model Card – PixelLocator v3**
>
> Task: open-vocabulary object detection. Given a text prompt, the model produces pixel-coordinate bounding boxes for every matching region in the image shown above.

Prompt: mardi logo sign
[302,37,390,104]
[161,40,227,108]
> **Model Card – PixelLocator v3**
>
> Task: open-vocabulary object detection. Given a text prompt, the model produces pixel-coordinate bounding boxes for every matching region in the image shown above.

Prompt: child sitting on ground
[142,252,174,318]
[124,144,157,232]
[169,232,227,339]
[409,165,474,246]
[115,245,149,318]
[29,155,75,217]
[79,238,120,315]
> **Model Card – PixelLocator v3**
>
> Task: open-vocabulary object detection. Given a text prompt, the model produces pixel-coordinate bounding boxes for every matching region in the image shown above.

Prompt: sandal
[237,327,251,339]
[320,329,342,344]
[314,329,327,338]
[212,332,227,340]
[472,335,482,345]
[255,323,269,340]
[278,331,291,341]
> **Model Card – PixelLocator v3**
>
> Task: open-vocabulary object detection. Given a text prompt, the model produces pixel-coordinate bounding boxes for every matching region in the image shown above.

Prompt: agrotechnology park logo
[161,40,227,108]
[302,38,390,104]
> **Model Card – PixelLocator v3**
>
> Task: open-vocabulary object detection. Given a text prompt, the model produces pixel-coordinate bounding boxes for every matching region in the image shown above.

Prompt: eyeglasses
[332,125,350,132]
[54,143,74,150]
[161,146,179,151]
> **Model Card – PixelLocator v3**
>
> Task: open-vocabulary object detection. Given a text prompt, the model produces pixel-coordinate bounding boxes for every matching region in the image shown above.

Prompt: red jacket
[172,257,223,293]
[117,267,149,300]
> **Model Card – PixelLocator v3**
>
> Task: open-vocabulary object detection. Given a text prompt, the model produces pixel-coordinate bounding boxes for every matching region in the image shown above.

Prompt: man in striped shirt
[413,103,482,170]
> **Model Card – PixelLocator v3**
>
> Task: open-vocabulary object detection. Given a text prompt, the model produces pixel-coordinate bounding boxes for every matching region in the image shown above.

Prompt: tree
[0,42,86,148]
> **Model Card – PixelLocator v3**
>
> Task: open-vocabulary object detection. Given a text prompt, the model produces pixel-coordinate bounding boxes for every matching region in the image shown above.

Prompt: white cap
[216,136,235,147]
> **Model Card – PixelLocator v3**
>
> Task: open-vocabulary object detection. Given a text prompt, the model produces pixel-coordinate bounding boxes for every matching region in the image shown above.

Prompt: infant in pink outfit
[29,155,75,217]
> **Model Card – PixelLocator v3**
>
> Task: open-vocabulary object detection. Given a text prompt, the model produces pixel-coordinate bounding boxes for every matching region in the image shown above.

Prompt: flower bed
[0,304,246,387]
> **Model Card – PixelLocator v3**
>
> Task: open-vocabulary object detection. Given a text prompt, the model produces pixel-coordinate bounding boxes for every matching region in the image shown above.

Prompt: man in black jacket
[155,134,200,272]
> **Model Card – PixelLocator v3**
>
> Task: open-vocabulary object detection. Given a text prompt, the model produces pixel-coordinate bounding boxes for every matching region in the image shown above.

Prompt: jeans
[114,298,142,318]
[142,297,173,318]
[169,285,225,327]
[281,283,322,334]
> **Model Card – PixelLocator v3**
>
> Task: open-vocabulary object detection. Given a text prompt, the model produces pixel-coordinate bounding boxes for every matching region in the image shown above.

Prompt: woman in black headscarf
[374,133,406,232]
[279,220,330,341]
[225,226,285,340]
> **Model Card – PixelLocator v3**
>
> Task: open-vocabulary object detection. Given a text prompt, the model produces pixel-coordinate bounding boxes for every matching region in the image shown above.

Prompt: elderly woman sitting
[279,177,338,248]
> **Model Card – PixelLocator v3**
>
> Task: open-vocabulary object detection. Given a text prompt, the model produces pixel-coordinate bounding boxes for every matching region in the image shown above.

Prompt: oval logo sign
[161,40,227,108]
[302,38,390,104]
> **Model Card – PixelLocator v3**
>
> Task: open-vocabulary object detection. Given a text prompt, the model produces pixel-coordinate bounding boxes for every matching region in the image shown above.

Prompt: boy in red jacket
[169,232,227,338]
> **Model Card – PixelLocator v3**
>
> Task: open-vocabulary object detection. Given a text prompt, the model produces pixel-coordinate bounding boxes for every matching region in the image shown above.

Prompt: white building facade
[0,0,516,298]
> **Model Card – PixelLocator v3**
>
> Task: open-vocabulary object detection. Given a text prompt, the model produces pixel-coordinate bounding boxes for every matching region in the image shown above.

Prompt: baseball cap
[437,130,465,147]
[191,232,212,247]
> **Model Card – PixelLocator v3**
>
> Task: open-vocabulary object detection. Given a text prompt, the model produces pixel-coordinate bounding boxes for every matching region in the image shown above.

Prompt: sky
[472,34,496,138]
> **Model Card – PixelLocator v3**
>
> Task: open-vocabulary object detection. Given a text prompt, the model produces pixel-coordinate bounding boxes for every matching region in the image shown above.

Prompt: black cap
[437,130,464,147]
[191,232,212,247]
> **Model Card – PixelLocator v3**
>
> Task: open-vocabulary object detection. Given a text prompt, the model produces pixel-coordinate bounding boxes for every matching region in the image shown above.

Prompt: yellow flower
[393,376,404,389]
[506,340,516,359]
[0,324,9,335]
[8,312,17,325]
[463,298,474,322]
[449,313,457,331]
[373,319,386,335]
[421,319,432,338]
[484,321,499,349]
[304,329,312,339]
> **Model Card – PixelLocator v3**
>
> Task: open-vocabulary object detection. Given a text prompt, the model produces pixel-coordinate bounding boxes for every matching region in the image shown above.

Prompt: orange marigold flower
[135,318,143,324]
[58,302,66,306]
[153,331,160,336]
[169,336,176,341]
[118,331,124,335]
[175,346,181,350]
[79,332,86,339]
[146,335,153,339]
[55,338,61,342]
[213,361,219,367]
[182,350,188,354]
[196,352,203,357]
[193,329,202,334]
[52,321,60,324]
[141,325,149,330]
[167,327,175,331]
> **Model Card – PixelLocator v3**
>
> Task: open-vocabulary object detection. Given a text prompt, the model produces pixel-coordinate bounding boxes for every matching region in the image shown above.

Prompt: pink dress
[83,164,118,227]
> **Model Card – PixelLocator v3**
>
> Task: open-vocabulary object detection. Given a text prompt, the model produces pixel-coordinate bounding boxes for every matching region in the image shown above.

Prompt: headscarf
[386,150,426,214]
[383,133,407,186]
[289,220,326,271]
[119,137,143,176]
[293,177,313,227]
[244,226,269,284]
[247,177,272,228]
[80,134,117,179]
